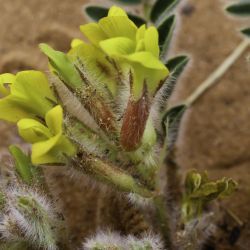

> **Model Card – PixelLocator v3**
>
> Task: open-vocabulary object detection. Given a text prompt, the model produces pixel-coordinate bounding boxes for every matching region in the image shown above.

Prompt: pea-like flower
[17,105,76,164]
[80,6,169,100]
[0,71,57,122]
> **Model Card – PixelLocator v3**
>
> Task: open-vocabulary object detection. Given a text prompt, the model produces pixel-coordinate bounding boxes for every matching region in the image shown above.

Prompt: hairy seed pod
[120,84,150,151]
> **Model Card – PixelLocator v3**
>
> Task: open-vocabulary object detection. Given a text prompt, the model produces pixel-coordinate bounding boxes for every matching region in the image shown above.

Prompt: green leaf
[217,178,238,197]
[110,0,142,4]
[226,3,250,16]
[241,27,250,37]
[165,55,189,78]
[150,0,181,23]
[9,145,33,185]
[182,170,237,222]
[84,5,108,20]
[191,182,219,200]
[84,6,146,27]
[9,145,43,185]
[39,43,82,89]
[158,15,176,59]
[185,170,202,195]
[162,104,187,149]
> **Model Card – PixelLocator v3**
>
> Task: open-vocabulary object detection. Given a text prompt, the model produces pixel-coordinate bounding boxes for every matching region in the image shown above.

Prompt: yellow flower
[17,105,76,164]
[80,6,169,100]
[0,71,57,122]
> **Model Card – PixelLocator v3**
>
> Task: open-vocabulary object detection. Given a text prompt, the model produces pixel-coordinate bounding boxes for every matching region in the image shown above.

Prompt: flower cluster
[77,6,169,151]
[0,71,76,164]
[80,6,168,99]
[0,6,168,164]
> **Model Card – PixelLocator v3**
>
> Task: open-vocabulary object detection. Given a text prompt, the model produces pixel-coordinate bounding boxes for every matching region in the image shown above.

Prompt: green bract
[0,71,57,122]
[17,105,76,164]
[80,6,169,100]
[40,43,83,89]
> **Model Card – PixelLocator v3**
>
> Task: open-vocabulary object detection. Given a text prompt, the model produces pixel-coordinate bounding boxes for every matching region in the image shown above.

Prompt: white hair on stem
[83,230,124,250]
[50,76,100,135]
[82,230,164,250]
[2,186,59,250]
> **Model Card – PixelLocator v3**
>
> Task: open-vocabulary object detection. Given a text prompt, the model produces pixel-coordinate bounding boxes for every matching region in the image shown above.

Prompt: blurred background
[0,0,249,249]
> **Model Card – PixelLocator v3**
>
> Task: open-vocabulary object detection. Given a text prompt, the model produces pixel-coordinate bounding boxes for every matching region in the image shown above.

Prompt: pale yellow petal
[108,6,128,17]
[70,38,84,48]
[99,16,137,40]
[136,25,146,42]
[0,73,15,96]
[99,37,135,56]
[31,134,61,164]
[45,105,63,135]
[144,26,159,57]
[125,52,167,70]
[80,23,107,46]
[17,118,51,143]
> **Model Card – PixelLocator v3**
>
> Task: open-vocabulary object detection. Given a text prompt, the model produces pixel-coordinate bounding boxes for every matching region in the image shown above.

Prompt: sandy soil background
[0,0,249,249]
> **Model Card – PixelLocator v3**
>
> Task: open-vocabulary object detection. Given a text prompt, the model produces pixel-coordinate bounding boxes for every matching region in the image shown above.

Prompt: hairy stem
[153,195,173,249]
[0,241,30,250]
[185,38,250,106]
[164,149,182,223]
[71,153,155,198]
[153,146,174,249]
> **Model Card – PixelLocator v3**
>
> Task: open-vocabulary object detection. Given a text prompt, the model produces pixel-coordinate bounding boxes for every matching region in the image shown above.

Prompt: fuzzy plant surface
[0,0,238,249]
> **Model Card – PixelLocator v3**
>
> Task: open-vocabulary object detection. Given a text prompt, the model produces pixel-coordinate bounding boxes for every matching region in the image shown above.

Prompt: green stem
[71,152,155,198]
[185,39,249,106]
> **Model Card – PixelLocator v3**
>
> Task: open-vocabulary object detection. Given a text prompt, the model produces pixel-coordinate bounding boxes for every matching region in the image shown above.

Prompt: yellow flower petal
[129,61,169,99]
[135,39,145,52]
[144,27,159,57]
[0,73,15,96]
[108,6,128,17]
[18,105,76,164]
[17,119,51,143]
[124,52,167,70]
[0,71,57,122]
[31,134,76,164]
[70,38,84,48]
[99,37,135,56]
[31,134,62,164]
[99,16,137,40]
[136,25,146,42]
[0,98,32,122]
[45,105,63,135]
[80,23,107,46]
[12,71,57,117]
